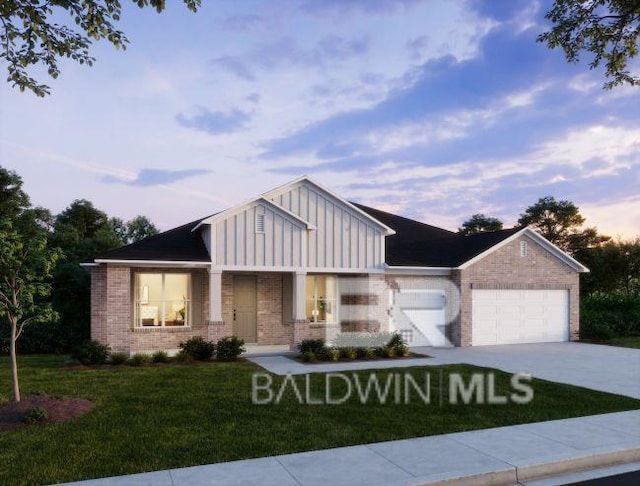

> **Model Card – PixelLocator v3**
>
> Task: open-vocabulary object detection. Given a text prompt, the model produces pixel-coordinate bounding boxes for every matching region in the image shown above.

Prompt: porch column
[207,268,226,341]
[291,271,309,350]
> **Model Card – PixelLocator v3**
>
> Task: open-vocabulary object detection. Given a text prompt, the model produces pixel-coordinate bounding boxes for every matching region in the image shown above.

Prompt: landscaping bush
[109,352,128,365]
[581,295,640,339]
[128,353,151,367]
[301,351,316,362]
[151,350,170,363]
[216,336,246,361]
[327,348,340,361]
[395,344,410,357]
[341,347,358,360]
[381,346,396,358]
[71,340,109,365]
[174,349,193,363]
[363,347,377,359]
[297,339,326,354]
[23,406,49,424]
[178,336,215,361]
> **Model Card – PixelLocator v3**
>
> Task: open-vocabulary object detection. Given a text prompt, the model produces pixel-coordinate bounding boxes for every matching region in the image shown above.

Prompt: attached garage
[472,289,569,345]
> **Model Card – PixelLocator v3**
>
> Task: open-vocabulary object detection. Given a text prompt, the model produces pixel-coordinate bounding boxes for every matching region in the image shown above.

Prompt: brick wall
[257,274,290,344]
[104,266,131,353]
[457,234,580,346]
[90,266,107,344]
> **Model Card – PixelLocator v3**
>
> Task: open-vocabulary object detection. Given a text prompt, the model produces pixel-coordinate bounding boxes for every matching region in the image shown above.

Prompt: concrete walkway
[62,410,640,485]
[249,342,640,399]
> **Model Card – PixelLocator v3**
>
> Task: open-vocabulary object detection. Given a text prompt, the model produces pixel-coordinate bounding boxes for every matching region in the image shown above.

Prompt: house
[84,176,588,355]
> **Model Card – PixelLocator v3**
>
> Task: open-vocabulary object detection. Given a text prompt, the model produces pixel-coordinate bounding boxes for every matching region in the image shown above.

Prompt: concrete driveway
[416,342,640,399]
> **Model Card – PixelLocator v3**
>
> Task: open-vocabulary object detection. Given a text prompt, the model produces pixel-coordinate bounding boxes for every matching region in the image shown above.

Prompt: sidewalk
[62,409,640,486]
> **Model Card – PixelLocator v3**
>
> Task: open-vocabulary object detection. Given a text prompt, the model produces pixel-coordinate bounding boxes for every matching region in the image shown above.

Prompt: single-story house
[84,176,588,354]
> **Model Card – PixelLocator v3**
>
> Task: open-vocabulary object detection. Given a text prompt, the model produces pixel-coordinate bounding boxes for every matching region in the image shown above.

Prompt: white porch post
[291,271,308,350]
[208,268,223,322]
[208,268,226,341]
[293,271,307,321]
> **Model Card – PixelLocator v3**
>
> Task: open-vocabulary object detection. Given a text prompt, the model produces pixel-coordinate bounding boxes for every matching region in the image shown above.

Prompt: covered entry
[472,289,569,345]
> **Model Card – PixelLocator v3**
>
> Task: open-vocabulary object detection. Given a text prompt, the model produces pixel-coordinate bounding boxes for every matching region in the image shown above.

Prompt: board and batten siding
[268,181,386,270]
[213,202,306,268]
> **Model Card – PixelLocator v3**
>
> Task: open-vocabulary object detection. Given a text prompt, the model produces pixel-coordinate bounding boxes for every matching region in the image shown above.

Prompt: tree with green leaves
[579,237,640,296]
[112,215,159,245]
[539,0,640,89]
[0,167,60,402]
[1,1,201,96]
[459,214,504,235]
[517,196,608,254]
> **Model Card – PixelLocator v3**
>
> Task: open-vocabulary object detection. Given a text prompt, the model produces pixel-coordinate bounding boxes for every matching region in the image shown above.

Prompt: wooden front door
[233,276,257,343]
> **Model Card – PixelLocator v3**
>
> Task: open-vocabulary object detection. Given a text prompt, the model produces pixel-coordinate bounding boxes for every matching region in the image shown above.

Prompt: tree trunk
[10,318,20,402]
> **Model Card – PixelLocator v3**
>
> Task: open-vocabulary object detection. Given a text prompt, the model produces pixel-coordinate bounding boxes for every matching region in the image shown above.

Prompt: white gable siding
[213,202,306,268]
[268,181,385,270]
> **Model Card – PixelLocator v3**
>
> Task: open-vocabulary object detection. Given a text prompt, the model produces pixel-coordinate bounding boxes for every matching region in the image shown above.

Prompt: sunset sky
[1,0,638,239]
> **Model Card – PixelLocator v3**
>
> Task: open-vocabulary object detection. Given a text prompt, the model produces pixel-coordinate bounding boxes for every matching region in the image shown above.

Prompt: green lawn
[1,355,639,486]
[583,337,640,349]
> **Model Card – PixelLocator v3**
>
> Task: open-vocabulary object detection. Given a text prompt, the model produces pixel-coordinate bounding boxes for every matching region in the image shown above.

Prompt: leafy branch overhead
[539,0,640,89]
[0,1,201,97]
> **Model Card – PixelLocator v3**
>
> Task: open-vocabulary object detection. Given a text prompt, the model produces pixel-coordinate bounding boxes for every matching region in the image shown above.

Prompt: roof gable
[263,176,395,235]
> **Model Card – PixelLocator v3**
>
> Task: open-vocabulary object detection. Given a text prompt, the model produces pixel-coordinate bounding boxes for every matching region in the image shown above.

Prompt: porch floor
[242,344,294,357]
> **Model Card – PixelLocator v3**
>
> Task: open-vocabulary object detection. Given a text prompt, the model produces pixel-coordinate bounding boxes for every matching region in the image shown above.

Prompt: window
[134,273,191,327]
[520,240,528,257]
[255,213,265,233]
[306,275,338,324]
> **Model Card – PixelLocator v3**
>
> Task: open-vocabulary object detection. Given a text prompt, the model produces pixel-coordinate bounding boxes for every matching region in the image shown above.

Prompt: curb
[415,445,640,485]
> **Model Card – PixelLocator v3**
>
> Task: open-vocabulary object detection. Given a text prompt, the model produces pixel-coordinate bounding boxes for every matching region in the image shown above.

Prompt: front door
[233,276,257,343]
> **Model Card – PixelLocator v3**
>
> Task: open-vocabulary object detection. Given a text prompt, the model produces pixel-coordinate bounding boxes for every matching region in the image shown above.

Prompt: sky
[1,0,639,238]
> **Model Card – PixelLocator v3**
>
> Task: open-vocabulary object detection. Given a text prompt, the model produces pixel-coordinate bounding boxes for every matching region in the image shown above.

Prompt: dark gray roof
[354,203,523,267]
[90,204,522,268]
[92,218,211,262]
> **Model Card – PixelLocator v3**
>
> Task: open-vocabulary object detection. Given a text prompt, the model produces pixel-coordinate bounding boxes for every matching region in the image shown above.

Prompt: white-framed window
[520,240,528,257]
[306,275,338,324]
[134,273,191,327]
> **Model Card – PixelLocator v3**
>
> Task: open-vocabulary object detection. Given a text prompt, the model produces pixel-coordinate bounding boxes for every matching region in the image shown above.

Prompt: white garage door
[472,289,569,346]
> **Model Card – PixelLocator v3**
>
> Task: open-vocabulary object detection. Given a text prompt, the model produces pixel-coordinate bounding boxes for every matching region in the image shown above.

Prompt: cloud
[218,14,264,31]
[212,35,370,80]
[211,56,256,81]
[301,0,427,17]
[175,107,252,134]
[101,168,212,187]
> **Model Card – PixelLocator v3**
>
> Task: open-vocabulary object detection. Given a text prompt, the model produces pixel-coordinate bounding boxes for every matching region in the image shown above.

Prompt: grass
[1,355,639,485]
[584,336,640,349]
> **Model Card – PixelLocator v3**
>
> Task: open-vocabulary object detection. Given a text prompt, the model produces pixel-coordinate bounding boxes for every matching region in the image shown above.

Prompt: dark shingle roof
[90,204,522,268]
[354,202,523,267]
[92,218,211,262]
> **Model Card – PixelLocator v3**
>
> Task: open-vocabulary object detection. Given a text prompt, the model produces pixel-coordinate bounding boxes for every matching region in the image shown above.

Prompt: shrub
[109,352,128,365]
[174,349,193,363]
[216,336,246,361]
[364,347,377,359]
[341,347,357,360]
[23,406,49,424]
[71,340,109,365]
[581,294,640,338]
[381,346,396,358]
[297,339,326,354]
[178,336,215,361]
[387,332,406,350]
[302,351,316,362]
[327,348,340,361]
[395,344,410,357]
[151,350,170,363]
[128,353,151,367]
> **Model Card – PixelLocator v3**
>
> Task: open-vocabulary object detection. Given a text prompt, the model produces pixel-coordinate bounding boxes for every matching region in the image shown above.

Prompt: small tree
[459,214,504,235]
[0,216,60,402]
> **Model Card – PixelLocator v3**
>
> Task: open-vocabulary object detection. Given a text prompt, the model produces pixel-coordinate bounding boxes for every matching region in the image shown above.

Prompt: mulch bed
[0,395,92,432]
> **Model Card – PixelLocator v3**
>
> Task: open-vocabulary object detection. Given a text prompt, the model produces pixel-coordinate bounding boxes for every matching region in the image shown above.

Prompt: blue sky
[1,0,638,237]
